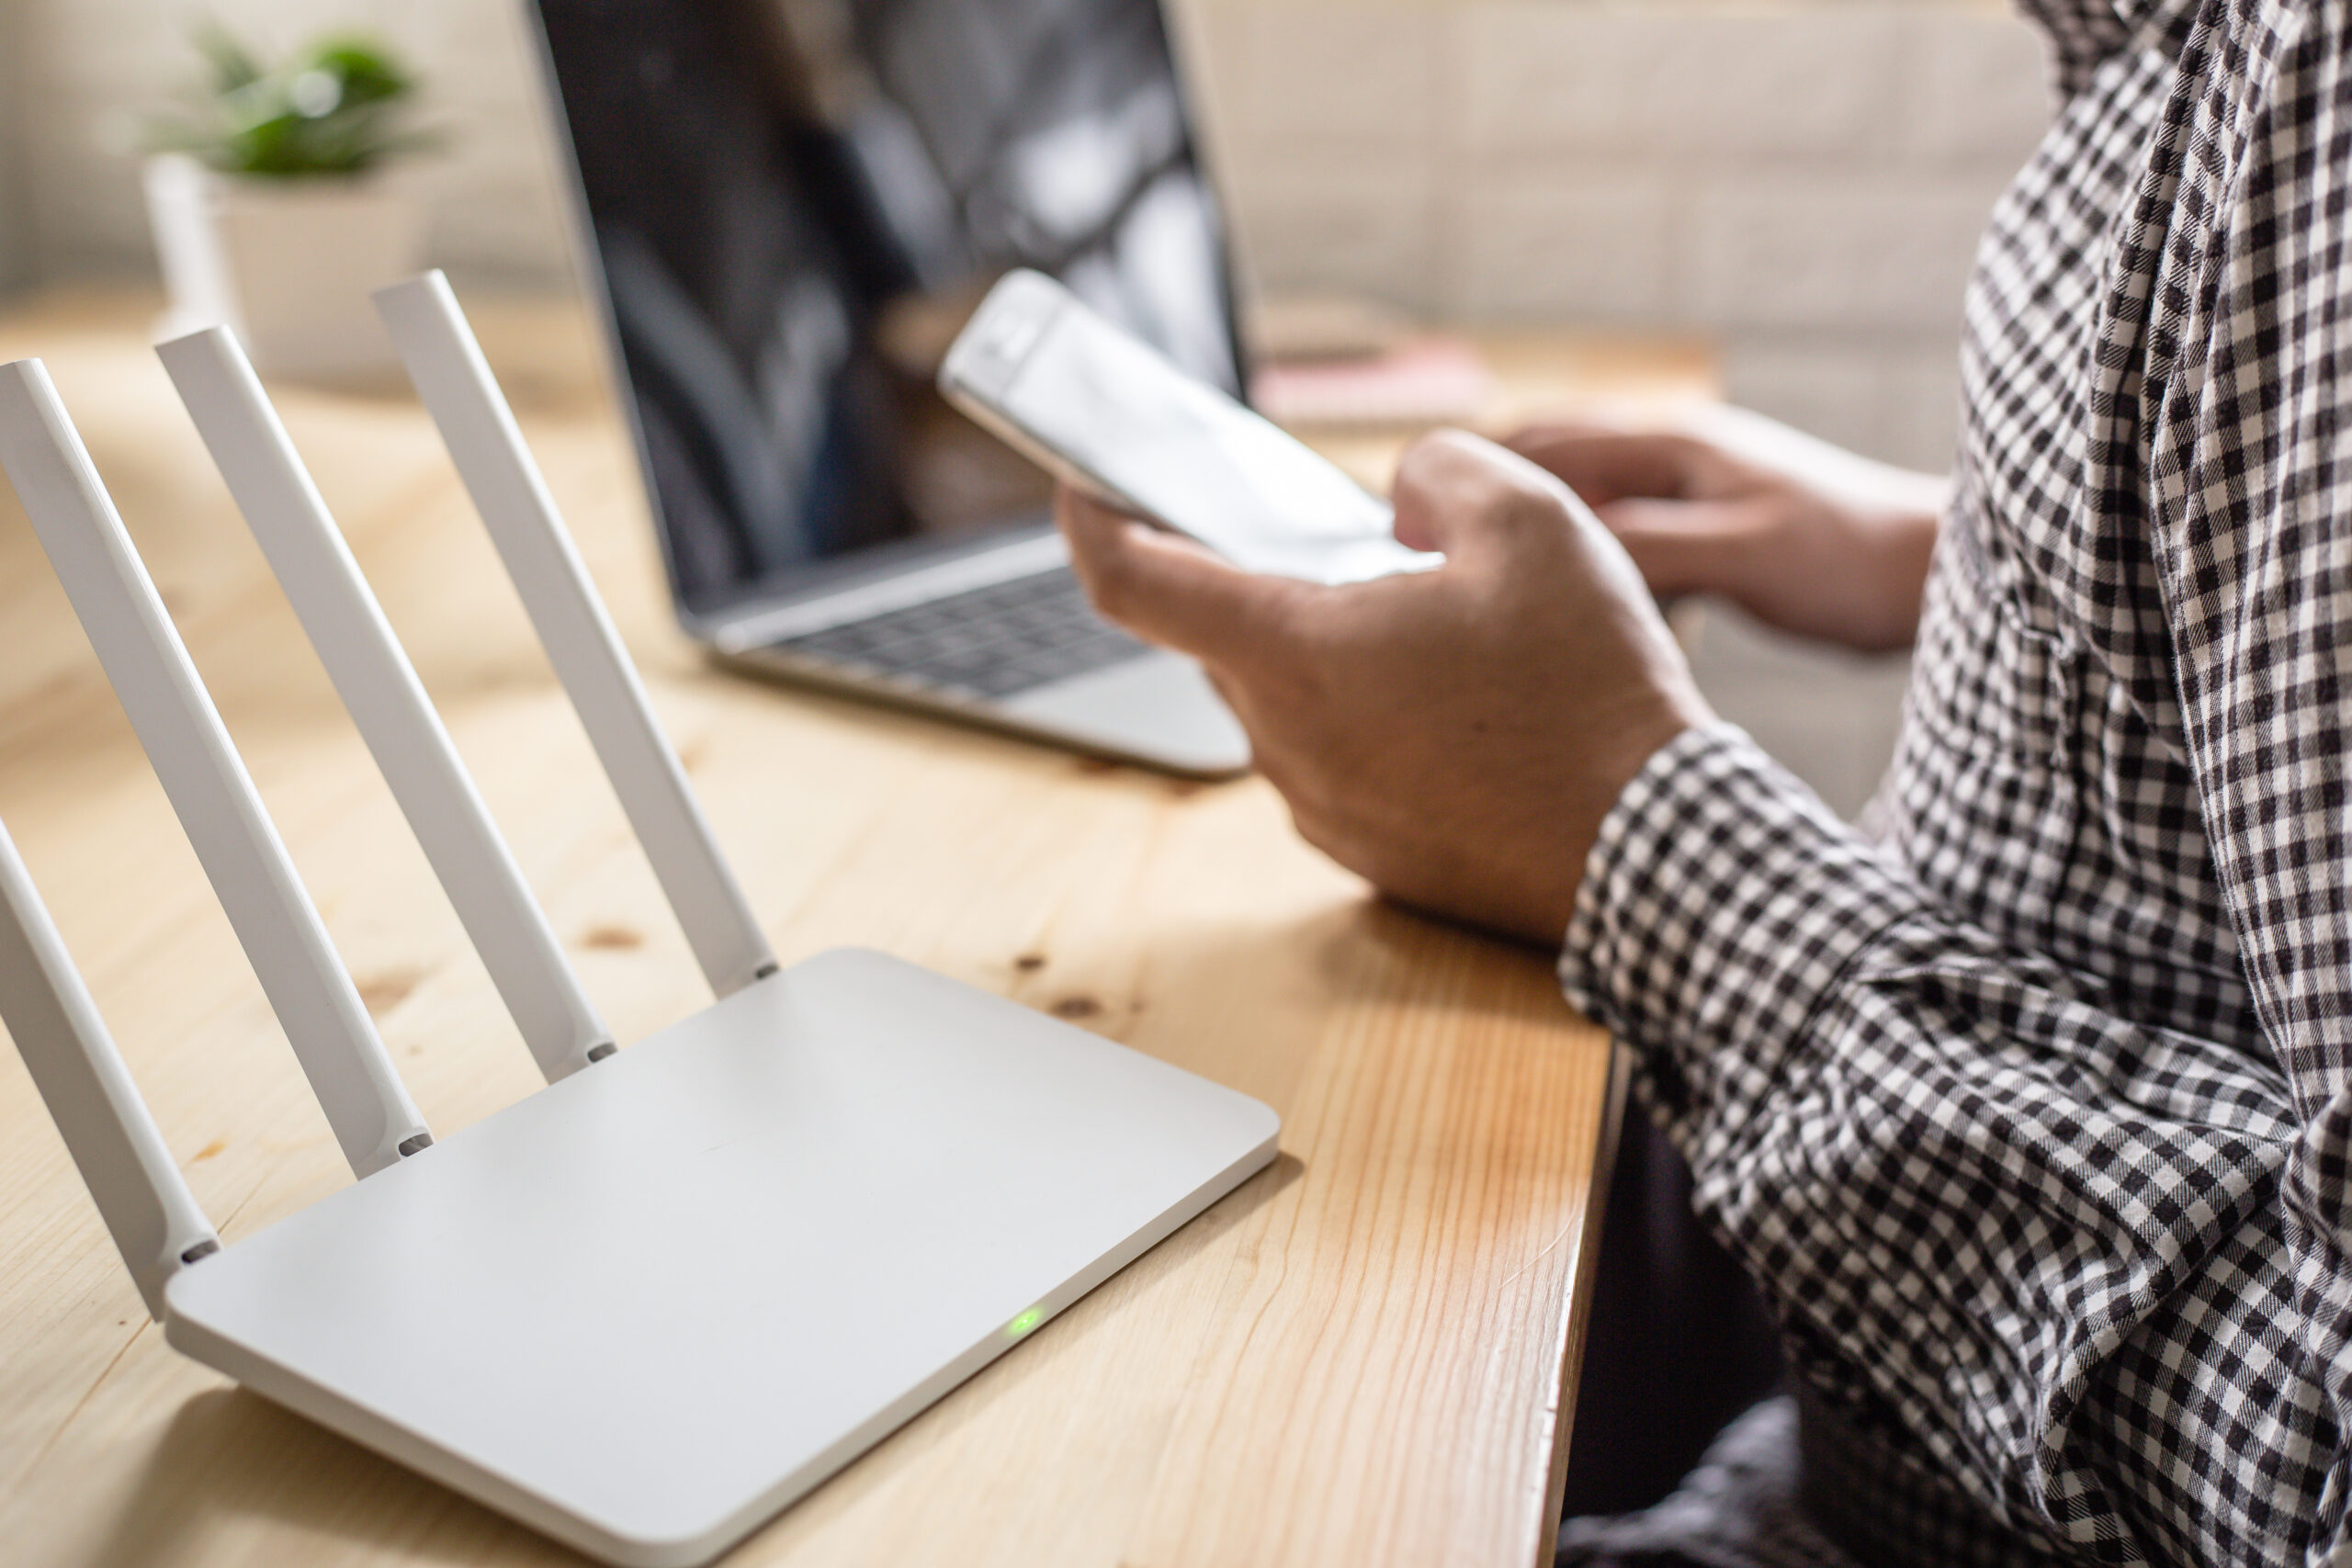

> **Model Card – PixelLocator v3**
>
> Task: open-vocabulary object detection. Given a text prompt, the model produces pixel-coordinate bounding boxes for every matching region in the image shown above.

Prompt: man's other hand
[1057,429,1713,948]
[1506,410,1947,653]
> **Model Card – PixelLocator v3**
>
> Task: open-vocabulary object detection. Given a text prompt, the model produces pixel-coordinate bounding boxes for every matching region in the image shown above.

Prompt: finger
[1595,496,1770,599]
[1055,483,1145,535]
[1055,484,1307,665]
[1502,423,1706,506]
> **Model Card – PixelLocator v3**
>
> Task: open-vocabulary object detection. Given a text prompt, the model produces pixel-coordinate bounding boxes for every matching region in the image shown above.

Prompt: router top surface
[163,949,1279,1567]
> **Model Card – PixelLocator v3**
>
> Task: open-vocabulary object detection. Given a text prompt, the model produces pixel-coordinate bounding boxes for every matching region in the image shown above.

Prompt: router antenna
[0,815,220,1319]
[158,328,616,1082]
[0,359,432,1177]
[374,273,776,998]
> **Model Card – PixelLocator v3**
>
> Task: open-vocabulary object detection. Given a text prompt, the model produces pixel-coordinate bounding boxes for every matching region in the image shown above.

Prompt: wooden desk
[0,291,1711,1568]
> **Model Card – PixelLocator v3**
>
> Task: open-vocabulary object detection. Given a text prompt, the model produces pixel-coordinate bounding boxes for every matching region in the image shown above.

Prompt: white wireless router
[0,276,1279,1568]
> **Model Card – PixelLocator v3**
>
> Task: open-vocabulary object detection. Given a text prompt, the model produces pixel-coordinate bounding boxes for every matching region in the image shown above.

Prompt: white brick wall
[3,0,2052,467]
[1690,175,2000,333]
[1453,175,1680,321]
[1457,9,1910,160]
[1183,0,2051,469]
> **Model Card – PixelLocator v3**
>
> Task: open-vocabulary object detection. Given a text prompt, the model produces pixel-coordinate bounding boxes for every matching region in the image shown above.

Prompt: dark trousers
[1558,1102,1785,1518]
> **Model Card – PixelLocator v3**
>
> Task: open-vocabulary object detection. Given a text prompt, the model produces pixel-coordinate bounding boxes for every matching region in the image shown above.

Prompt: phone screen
[977,284,1439,584]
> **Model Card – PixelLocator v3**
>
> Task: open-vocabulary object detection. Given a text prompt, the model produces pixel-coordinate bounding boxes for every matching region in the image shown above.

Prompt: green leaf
[163,22,436,177]
[311,41,411,107]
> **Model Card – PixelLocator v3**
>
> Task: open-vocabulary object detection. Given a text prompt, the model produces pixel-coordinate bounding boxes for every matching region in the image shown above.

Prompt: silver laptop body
[523,0,1251,776]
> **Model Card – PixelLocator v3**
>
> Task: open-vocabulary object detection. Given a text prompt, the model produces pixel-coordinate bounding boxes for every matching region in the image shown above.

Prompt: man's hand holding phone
[945,273,1935,943]
[1057,430,1713,947]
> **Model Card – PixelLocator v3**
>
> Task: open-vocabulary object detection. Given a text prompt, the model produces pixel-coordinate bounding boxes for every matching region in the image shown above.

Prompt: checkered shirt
[1556,2,2352,1562]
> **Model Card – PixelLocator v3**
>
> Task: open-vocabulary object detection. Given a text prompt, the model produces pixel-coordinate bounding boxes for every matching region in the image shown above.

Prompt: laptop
[523,0,1253,776]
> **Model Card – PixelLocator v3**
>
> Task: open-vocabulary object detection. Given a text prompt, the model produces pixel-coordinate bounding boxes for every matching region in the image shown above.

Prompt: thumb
[1056,486,1306,667]
[1389,428,1594,559]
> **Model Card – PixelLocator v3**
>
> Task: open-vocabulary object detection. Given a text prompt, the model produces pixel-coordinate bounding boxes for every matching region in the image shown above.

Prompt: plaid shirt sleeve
[1562,726,2322,1565]
[1555,5,2352,1562]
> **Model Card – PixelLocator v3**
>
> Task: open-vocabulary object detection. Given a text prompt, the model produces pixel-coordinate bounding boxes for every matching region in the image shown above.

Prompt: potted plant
[141,28,438,383]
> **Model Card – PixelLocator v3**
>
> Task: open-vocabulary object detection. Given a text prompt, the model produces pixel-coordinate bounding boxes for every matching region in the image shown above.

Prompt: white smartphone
[939,270,1439,585]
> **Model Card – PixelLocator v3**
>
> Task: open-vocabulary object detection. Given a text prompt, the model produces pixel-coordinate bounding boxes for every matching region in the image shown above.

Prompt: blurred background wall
[0,0,30,296]
[0,0,2053,814]
[1188,1,2048,475]
[4,0,2048,470]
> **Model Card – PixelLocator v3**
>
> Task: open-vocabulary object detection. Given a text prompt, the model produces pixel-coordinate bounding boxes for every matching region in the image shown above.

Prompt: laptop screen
[526,0,1244,617]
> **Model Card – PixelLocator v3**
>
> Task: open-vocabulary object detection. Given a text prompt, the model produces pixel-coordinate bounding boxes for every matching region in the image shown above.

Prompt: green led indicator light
[1005,1307,1045,1338]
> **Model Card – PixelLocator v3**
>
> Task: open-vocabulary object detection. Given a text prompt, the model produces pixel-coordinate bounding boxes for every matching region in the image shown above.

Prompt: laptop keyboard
[774,567,1149,700]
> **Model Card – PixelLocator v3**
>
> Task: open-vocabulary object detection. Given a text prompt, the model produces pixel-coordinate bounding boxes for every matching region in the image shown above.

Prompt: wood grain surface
[0,291,1701,1568]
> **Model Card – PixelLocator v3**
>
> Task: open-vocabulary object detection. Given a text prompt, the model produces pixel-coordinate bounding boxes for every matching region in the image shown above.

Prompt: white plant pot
[142,152,426,385]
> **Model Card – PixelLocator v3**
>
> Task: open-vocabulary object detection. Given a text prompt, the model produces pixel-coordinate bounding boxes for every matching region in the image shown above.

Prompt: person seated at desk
[1056,0,2350,1562]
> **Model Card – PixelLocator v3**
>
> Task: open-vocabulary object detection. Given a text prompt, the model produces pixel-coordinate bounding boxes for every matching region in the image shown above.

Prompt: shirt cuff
[1558,722,1927,1135]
